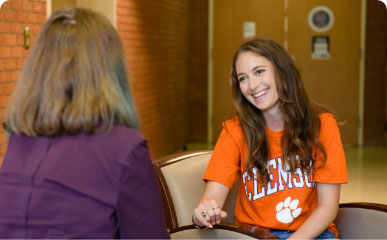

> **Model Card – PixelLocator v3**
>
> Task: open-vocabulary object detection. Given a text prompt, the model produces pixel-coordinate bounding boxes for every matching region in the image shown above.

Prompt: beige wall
[51,0,75,13]
[75,0,115,26]
[49,0,115,26]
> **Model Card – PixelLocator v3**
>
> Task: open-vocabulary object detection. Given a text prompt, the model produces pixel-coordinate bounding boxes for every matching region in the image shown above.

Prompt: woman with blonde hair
[0,7,169,239]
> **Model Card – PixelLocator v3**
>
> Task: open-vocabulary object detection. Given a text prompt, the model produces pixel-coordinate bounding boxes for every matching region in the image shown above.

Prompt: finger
[194,208,213,228]
[202,201,216,225]
[220,210,228,219]
[208,200,221,224]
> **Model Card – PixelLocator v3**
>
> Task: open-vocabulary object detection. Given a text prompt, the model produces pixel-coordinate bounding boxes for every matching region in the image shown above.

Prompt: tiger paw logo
[275,197,302,224]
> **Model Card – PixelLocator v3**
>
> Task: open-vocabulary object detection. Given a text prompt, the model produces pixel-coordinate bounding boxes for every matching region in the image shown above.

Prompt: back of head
[4,7,138,137]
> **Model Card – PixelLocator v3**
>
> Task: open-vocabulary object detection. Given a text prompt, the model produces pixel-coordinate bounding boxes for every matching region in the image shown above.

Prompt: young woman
[0,7,169,239]
[193,38,347,239]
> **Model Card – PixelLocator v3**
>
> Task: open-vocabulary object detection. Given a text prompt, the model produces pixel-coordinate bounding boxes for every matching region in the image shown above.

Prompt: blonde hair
[4,7,138,136]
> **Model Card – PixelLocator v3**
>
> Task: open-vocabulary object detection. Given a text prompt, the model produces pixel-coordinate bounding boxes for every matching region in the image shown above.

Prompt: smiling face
[236,51,281,117]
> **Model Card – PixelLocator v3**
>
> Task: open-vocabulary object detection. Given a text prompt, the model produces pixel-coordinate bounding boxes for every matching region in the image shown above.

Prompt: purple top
[0,125,169,239]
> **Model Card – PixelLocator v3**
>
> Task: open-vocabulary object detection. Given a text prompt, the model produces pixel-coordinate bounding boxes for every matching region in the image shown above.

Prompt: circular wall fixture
[308,6,335,32]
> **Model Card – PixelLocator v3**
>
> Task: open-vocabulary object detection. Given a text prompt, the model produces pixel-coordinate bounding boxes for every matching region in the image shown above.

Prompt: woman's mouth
[253,88,268,99]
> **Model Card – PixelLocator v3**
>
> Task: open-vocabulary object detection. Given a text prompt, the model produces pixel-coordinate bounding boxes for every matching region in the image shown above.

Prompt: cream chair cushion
[160,152,239,227]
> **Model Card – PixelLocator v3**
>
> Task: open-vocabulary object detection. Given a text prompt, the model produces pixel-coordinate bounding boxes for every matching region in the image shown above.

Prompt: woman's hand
[192,181,230,228]
[193,199,228,228]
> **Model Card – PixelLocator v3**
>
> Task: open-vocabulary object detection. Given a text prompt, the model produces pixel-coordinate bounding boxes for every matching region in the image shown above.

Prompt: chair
[154,150,387,239]
[154,150,277,239]
[335,202,387,239]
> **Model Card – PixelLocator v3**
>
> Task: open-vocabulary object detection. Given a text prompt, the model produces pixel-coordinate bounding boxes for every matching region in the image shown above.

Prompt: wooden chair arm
[170,222,279,239]
[339,202,387,212]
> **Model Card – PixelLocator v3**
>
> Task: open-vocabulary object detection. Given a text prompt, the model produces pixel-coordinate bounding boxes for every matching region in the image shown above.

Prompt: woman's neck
[263,109,284,132]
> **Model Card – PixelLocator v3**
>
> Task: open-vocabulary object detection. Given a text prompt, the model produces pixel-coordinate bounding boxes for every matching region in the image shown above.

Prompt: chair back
[334,203,387,239]
[154,150,239,230]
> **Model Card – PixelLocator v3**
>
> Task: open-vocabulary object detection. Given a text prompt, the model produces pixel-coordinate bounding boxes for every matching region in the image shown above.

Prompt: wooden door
[287,0,361,145]
[212,0,284,141]
[211,0,361,146]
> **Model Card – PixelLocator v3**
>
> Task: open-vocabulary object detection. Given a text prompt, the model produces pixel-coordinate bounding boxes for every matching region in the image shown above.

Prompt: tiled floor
[341,146,387,204]
[184,143,387,205]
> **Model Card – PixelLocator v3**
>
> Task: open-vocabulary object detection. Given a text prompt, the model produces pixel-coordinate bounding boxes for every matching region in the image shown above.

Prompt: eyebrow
[237,65,266,77]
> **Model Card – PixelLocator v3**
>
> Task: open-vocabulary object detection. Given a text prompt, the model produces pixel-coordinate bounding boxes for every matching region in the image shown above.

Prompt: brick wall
[116,0,208,158]
[0,0,46,165]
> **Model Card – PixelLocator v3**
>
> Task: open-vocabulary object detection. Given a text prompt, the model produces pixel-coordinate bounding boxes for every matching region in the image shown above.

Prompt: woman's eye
[239,76,247,82]
[255,69,265,75]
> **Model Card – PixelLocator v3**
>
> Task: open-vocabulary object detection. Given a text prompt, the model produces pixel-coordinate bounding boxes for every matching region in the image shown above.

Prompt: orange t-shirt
[203,113,348,237]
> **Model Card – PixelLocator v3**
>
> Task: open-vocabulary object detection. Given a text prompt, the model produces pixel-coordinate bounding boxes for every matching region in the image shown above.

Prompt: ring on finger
[201,211,207,217]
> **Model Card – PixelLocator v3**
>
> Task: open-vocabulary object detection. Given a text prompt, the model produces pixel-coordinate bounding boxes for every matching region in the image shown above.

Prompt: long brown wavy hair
[230,38,327,183]
[4,7,138,137]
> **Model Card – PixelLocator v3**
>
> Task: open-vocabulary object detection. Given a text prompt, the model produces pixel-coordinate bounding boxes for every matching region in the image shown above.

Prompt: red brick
[0,82,16,95]
[29,33,36,41]
[16,11,28,22]
[4,10,16,21]
[0,35,16,45]
[0,144,7,158]
[16,35,24,45]
[7,60,17,70]
[30,24,41,35]
[11,46,24,57]
[0,95,9,108]
[0,71,12,83]
[37,13,46,23]
[23,1,33,11]
[0,108,4,120]
[0,47,11,57]
[10,23,23,34]
[0,22,10,34]
[27,13,38,23]
[0,133,9,146]
[32,2,45,13]
[16,59,24,68]
[0,135,9,147]
[7,0,22,10]
[11,70,20,81]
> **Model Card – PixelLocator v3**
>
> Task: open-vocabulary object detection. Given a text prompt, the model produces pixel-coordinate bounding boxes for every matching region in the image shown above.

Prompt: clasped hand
[193,199,228,228]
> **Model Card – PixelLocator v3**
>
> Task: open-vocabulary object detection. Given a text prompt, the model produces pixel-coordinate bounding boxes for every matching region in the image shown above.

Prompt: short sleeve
[314,113,348,184]
[116,141,170,239]
[203,119,242,188]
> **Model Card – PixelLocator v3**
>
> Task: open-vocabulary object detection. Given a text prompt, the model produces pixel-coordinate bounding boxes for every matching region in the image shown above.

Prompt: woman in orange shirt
[193,38,347,239]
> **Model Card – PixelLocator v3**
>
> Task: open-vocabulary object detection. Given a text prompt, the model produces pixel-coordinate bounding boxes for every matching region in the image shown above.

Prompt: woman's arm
[288,183,340,239]
[193,181,230,228]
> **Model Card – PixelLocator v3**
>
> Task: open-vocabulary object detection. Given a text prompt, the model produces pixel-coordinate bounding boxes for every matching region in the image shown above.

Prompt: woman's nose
[248,76,260,91]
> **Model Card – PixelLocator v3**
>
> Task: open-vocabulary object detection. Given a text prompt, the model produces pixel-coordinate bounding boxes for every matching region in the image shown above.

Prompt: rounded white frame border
[308,6,335,32]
